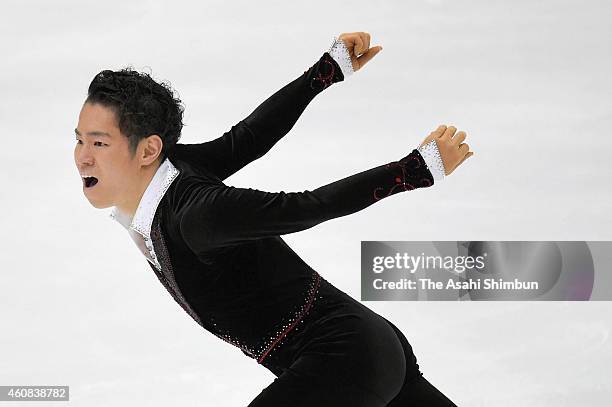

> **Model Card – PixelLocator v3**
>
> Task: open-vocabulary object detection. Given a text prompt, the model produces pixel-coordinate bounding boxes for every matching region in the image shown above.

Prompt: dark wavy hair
[85,67,185,162]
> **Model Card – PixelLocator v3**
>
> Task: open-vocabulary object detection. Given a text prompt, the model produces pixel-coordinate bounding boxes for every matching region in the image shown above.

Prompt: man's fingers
[453,131,466,145]
[341,32,371,55]
[456,151,474,168]
[448,150,474,175]
[351,34,364,55]
[442,126,457,139]
[353,32,369,55]
[338,32,380,71]
[432,125,447,137]
[360,32,371,55]
[424,124,473,174]
[356,46,382,68]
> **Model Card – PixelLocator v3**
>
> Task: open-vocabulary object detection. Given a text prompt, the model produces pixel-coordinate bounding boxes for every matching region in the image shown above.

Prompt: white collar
[109,157,180,240]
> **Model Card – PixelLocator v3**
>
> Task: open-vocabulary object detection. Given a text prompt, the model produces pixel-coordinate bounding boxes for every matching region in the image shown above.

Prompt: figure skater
[74,32,472,406]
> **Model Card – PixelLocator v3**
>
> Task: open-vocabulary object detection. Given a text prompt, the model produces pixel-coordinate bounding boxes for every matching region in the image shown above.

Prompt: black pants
[251,278,458,406]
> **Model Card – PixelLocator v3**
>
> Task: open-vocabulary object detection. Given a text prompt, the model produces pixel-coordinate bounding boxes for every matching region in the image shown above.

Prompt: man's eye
[75,140,107,147]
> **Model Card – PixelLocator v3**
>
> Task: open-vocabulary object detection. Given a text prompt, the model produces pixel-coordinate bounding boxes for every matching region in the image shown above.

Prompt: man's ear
[141,134,164,166]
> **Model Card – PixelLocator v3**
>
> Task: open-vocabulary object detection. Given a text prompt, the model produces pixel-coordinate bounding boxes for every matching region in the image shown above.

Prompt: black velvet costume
[113,51,457,406]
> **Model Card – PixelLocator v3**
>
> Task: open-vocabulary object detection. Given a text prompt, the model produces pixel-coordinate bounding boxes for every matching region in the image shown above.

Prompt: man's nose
[76,144,94,165]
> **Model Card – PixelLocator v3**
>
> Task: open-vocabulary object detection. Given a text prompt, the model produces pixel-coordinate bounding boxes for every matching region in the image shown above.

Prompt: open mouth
[83,176,99,188]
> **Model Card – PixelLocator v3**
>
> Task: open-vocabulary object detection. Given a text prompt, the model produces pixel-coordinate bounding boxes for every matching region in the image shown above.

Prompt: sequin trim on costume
[373,149,435,201]
[256,271,321,364]
[328,36,354,78]
[205,271,322,363]
[309,51,345,91]
[149,207,204,327]
[417,139,446,181]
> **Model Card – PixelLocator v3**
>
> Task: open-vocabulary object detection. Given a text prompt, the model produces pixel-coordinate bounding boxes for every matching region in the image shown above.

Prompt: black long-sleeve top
[109,42,442,366]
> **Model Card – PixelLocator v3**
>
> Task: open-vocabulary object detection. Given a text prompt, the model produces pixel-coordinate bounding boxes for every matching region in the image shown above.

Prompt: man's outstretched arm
[178,147,438,254]
[178,124,474,254]
[171,33,382,181]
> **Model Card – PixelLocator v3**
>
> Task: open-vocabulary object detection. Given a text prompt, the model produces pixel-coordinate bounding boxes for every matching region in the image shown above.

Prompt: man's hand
[419,125,475,176]
[338,32,383,72]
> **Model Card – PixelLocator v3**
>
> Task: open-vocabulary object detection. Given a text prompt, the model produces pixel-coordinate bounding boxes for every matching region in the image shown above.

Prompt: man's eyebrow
[74,128,112,137]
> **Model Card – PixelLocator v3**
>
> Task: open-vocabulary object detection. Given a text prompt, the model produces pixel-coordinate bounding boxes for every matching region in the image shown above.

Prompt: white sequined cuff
[417,140,446,182]
[328,36,354,78]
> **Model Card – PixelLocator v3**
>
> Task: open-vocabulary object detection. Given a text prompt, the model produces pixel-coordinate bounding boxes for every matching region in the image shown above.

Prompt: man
[75,32,471,406]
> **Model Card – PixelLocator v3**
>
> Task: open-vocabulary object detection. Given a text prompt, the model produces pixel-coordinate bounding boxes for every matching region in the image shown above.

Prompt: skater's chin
[83,195,112,209]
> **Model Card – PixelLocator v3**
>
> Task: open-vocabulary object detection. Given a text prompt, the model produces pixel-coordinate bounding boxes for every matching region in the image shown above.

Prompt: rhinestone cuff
[417,140,446,181]
[328,36,354,78]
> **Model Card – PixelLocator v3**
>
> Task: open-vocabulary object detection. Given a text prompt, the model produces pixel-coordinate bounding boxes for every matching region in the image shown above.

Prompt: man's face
[74,102,140,209]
